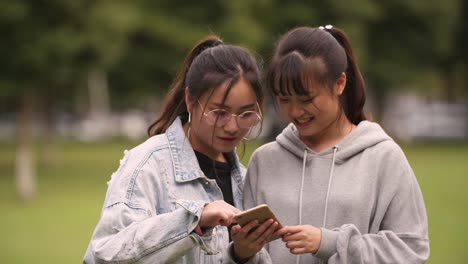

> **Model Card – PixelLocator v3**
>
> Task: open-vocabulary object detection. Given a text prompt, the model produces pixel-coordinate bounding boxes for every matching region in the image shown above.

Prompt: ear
[184,87,192,113]
[334,72,347,96]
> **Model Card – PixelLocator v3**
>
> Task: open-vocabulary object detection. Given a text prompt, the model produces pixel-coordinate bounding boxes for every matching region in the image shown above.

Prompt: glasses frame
[196,100,262,129]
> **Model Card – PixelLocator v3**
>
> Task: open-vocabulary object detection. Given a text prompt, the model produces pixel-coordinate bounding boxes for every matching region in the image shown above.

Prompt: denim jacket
[83,118,271,264]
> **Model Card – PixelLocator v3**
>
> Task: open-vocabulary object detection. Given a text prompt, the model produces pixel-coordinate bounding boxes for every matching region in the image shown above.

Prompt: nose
[287,103,304,118]
[223,116,240,134]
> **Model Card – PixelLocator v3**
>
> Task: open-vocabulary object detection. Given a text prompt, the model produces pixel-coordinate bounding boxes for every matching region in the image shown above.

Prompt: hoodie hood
[276,121,392,162]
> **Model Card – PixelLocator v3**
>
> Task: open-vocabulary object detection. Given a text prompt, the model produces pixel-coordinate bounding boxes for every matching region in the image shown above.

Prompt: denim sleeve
[88,200,218,263]
[86,147,219,263]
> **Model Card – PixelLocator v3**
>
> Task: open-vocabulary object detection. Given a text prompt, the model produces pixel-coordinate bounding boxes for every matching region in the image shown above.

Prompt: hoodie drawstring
[322,146,338,228]
[298,149,308,226]
[297,146,338,264]
[295,149,308,264]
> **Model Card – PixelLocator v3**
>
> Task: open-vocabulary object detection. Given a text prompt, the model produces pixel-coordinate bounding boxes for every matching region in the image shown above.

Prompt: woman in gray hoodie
[242,26,430,263]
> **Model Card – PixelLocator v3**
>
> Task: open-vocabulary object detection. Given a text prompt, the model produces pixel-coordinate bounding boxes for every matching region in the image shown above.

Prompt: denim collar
[166,117,244,186]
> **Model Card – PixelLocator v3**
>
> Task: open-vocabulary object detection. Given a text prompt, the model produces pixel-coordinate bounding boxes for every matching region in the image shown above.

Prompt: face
[277,73,346,144]
[186,78,259,161]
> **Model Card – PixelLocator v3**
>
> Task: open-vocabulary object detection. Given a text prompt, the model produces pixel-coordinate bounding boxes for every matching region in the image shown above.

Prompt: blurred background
[0,0,467,263]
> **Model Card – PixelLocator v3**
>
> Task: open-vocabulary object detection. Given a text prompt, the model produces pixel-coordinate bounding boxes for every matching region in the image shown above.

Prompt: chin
[219,146,236,153]
[297,128,316,138]
[216,143,238,153]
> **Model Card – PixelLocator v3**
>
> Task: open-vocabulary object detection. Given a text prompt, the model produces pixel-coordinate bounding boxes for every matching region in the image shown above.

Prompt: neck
[301,117,355,153]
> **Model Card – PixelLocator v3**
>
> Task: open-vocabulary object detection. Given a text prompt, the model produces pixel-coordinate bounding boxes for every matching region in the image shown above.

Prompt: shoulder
[248,140,285,166]
[366,137,416,185]
[104,134,171,207]
[252,141,282,156]
[372,141,422,200]
[371,137,408,165]
[120,134,171,168]
[356,121,408,162]
[110,135,170,185]
[130,134,169,156]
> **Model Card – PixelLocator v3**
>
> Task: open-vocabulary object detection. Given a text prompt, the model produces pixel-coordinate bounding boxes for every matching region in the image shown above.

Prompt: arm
[317,223,429,264]
[86,148,234,263]
[277,197,429,264]
[90,199,214,263]
[316,148,429,264]
[90,197,243,263]
[275,146,429,263]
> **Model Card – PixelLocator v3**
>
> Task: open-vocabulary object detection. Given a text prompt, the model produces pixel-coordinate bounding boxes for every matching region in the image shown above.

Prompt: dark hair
[148,35,264,136]
[267,26,367,124]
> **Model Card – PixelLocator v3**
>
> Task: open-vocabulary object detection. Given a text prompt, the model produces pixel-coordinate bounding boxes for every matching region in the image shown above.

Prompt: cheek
[278,103,293,115]
[192,119,214,138]
[237,127,251,137]
[315,96,339,113]
[328,99,342,115]
[200,124,216,138]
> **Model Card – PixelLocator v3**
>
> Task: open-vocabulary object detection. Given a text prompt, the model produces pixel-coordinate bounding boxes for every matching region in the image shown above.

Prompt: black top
[194,150,234,206]
[195,150,235,240]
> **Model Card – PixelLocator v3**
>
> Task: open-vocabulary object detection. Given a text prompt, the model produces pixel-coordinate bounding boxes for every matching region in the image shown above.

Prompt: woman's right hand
[275,225,322,254]
[199,200,241,228]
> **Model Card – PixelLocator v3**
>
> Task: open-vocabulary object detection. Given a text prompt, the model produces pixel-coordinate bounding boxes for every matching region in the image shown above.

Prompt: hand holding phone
[234,204,283,229]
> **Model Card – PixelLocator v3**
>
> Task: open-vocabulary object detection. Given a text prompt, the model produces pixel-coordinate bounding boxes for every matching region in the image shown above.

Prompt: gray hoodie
[244,121,429,263]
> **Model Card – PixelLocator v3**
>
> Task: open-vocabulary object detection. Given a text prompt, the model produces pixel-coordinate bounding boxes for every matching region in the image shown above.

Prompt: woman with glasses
[243,26,429,263]
[83,35,276,264]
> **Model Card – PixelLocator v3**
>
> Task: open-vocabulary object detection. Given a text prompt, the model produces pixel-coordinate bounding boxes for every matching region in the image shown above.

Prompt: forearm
[90,201,214,263]
[317,225,429,264]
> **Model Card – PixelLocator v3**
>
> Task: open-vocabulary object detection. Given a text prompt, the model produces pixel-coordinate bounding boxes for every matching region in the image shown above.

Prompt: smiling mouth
[294,117,315,127]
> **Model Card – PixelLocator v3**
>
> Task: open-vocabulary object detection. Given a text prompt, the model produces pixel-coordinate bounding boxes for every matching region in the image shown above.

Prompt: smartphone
[234,204,283,228]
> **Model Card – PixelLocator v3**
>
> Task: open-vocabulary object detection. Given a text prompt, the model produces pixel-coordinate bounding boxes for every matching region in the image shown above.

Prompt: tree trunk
[88,68,110,117]
[439,63,457,102]
[41,93,59,167]
[367,80,387,122]
[16,90,36,201]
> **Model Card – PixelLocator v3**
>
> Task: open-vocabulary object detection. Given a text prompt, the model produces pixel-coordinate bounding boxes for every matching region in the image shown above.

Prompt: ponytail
[147,36,223,136]
[327,27,367,124]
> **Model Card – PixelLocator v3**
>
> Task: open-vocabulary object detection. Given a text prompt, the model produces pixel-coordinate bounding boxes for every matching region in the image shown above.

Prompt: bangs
[270,52,328,96]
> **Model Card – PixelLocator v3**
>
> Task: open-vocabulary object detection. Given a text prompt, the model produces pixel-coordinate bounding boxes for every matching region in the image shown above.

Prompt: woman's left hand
[275,225,322,254]
[231,218,278,260]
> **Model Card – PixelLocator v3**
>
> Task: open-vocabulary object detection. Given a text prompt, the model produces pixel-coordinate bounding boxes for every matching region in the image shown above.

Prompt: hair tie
[319,25,333,30]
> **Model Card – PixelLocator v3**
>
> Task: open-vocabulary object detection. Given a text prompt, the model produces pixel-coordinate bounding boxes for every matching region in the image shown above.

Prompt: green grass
[402,142,468,264]
[0,140,133,263]
[0,140,467,263]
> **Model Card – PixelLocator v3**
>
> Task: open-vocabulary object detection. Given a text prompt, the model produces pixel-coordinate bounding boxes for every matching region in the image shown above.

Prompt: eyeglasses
[197,100,262,129]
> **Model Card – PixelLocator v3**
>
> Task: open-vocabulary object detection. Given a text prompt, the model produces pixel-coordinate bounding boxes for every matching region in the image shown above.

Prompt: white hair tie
[319,24,333,30]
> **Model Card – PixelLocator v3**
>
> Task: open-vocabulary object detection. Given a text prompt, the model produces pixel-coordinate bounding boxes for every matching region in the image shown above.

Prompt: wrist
[194,224,204,236]
[231,244,250,264]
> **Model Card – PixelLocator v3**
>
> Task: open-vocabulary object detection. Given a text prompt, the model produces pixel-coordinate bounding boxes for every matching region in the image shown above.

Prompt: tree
[0,0,136,200]
[365,0,462,117]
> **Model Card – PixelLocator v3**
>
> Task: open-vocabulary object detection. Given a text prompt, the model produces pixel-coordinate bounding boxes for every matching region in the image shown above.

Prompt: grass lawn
[0,139,467,263]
